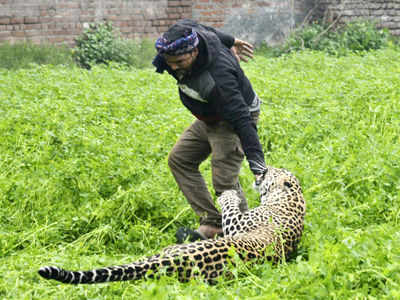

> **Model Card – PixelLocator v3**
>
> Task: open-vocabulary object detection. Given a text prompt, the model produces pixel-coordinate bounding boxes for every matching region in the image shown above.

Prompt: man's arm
[211,60,266,175]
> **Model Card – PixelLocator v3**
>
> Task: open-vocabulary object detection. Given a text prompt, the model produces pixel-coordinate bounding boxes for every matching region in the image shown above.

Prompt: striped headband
[155,30,199,55]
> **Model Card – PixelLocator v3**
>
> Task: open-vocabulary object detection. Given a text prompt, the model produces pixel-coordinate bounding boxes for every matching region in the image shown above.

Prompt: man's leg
[168,120,223,232]
[208,121,248,213]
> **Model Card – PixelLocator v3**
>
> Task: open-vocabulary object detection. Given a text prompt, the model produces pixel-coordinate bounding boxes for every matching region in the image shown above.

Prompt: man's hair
[163,23,192,42]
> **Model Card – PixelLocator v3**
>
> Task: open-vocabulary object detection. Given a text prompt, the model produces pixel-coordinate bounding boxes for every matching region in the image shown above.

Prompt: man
[153,19,267,242]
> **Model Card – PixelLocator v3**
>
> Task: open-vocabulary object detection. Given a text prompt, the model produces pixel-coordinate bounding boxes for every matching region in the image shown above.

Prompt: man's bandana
[155,30,199,55]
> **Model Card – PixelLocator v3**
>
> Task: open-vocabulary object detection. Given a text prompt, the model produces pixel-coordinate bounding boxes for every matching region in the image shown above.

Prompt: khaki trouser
[168,112,259,228]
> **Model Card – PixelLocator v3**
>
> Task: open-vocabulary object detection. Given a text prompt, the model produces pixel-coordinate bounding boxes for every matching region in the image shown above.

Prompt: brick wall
[0,0,398,46]
[315,0,400,36]
[0,0,314,46]
[0,0,192,45]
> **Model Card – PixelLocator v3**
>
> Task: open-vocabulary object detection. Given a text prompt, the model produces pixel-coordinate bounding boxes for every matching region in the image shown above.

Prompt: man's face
[164,49,198,78]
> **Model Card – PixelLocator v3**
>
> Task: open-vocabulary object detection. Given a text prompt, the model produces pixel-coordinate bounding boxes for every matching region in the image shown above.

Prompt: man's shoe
[176,227,207,243]
[175,225,223,244]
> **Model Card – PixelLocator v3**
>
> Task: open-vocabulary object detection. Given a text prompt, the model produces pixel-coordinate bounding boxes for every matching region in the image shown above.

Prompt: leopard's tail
[38,261,156,284]
[37,239,223,284]
[37,250,181,284]
[38,237,268,284]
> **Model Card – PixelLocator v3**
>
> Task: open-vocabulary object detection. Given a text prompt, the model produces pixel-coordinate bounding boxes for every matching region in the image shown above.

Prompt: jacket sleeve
[211,57,266,175]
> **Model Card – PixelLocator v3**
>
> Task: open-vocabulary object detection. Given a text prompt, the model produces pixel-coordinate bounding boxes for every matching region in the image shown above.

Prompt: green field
[1,49,399,299]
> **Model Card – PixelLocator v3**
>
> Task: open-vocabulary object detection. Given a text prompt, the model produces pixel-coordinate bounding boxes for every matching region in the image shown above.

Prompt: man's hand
[231,38,254,62]
[253,173,264,192]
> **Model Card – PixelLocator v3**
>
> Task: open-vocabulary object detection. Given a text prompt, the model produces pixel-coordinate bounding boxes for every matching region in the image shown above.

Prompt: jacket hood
[192,29,221,74]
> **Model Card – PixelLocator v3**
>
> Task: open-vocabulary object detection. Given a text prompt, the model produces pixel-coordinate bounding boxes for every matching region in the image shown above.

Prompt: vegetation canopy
[0,47,399,299]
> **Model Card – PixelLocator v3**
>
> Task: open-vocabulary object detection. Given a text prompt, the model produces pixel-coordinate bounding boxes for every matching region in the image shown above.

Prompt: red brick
[257,2,272,7]
[0,31,11,38]
[47,36,66,43]
[167,7,178,13]
[46,23,57,30]
[195,4,209,9]
[201,10,224,16]
[132,14,144,20]
[181,13,192,18]
[25,30,43,37]
[119,26,132,33]
[67,3,80,9]
[24,17,40,24]
[79,16,95,22]
[53,29,77,36]
[144,26,156,33]
[198,16,223,23]
[13,24,24,31]
[168,1,181,7]
[130,8,142,15]
[10,17,24,24]
[38,17,52,23]
[182,0,193,5]
[12,31,25,37]
[211,22,223,28]
[106,15,119,21]
[57,3,79,9]
[0,17,10,25]
[158,26,169,32]
[120,21,131,27]
[29,36,45,44]
[80,9,95,16]
[24,24,42,30]
[168,13,181,19]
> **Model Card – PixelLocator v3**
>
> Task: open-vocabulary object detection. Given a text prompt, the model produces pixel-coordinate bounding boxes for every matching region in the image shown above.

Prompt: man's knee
[168,148,199,172]
[168,148,180,170]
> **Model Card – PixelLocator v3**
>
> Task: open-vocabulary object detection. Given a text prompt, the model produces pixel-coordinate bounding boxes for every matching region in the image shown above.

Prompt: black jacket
[153,20,266,175]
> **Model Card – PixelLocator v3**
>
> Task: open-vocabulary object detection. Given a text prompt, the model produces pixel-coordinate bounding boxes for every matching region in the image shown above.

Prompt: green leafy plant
[73,22,155,69]
[339,21,390,52]
[272,20,391,56]
[73,22,119,69]
[283,22,340,53]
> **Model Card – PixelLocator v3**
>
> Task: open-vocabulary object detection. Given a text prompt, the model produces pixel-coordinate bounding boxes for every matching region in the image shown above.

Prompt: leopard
[38,166,305,284]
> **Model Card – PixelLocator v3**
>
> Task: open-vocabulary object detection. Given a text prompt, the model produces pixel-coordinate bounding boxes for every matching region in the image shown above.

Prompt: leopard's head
[258,167,301,206]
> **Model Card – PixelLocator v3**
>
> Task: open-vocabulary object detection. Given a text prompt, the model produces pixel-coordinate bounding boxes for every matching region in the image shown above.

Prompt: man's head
[155,24,199,78]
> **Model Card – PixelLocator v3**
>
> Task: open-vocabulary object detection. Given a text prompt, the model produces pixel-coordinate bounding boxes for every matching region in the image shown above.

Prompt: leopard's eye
[284,181,292,188]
